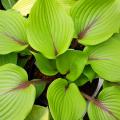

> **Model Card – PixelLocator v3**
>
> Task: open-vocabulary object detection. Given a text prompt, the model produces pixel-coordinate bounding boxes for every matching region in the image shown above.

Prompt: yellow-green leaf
[87,34,120,82]
[0,10,28,54]
[25,105,49,120]
[47,78,86,120]
[13,0,36,16]
[27,0,74,59]
[71,0,120,45]
[0,64,36,120]
[88,86,120,120]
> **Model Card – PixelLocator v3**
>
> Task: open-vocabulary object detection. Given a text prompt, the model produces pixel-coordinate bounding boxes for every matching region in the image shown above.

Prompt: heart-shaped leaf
[87,34,120,82]
[0,53,17,66]
[13,0,36,16]
[71,0,120,45]
[33,53,58,76]
[47,78,86,120]
[88,86,120,120]
[0,10,28,54]
[0,64,36,120]
[56,50,88,81]
[25,105,49,120]
[27,0,74,59]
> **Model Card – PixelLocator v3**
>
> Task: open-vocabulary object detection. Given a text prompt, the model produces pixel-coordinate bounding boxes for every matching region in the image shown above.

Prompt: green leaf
[0,10,28,54]
[13,0,36,16]
[0,53,17,66]
[88,86,120,120]
[1,0,18,9]
[13,0,78,16]
[87,34,120,82]
[56,50,88,81]
[75,74,89,86]
[0,64,36,120]
[27,0,74,59]
[47,78,86,120]
[58,0,79,13]
[83,65,96,82]
[71,0,120,45]
[33,53,58,76]
[103,81,120,88]
[34,82,46,98]
[25,105,49,120]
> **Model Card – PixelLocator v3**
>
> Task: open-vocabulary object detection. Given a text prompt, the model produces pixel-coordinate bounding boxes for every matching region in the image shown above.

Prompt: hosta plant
[0,0,120,120]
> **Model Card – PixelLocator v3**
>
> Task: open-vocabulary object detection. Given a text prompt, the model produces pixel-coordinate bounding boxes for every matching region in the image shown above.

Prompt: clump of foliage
[0,0,120,120]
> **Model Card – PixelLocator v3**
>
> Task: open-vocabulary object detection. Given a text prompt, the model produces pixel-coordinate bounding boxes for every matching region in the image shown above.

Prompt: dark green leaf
[1,0,18,9]
[0,53,17,66]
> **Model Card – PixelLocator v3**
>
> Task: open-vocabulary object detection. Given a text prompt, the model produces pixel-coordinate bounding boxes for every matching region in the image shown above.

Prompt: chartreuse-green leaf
[33,53,58,76]
[1,0,18,9]
[71,0,120,45]
[56,50,88,81]
[13,0,78,16]
[87,34,120,82]
[88,86,120,120]
[0,53,17,66]
[0,64,36,120]
[25,105,49,120]
[47,78,86,120]
[13,0,36,16]
[0,10,28,54]
[27,0,74,59]
[58,0,79,13]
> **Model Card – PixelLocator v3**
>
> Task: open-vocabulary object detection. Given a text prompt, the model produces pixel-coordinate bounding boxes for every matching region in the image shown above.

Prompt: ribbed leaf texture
[27,0,74,59]
[47,78,86,120]
[0,10,28,54]
[13,0,78,16]
[88,34,120,82]
[88,86,120,120]
[0,64,36,120]
[71,0,120,45]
